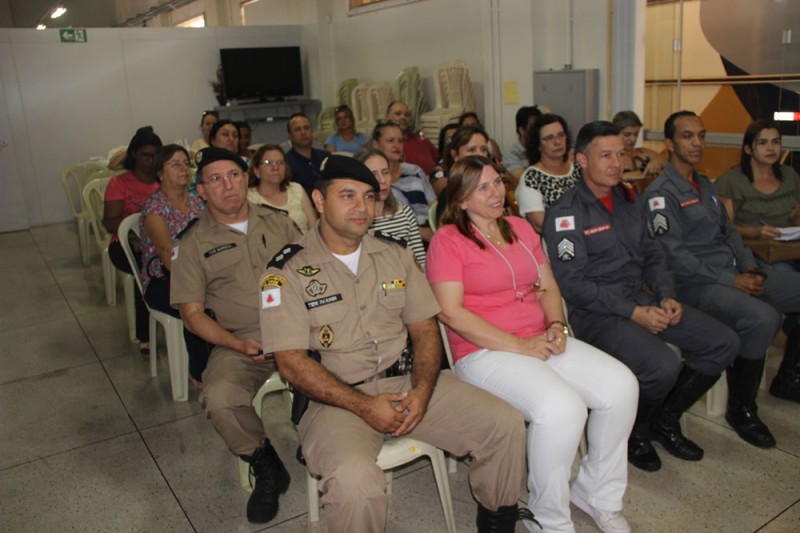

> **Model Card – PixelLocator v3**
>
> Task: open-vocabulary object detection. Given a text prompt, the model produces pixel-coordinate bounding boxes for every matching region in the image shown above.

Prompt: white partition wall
[0,25,302,231]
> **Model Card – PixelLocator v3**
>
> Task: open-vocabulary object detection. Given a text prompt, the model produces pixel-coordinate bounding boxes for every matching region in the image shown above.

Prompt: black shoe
[243,441,291,524]
[769,372,800,403]
[725,404,776,448]
[627,435,661,472]
[726,358,776,449]
[477,504,540,533]
[651,416,704,461]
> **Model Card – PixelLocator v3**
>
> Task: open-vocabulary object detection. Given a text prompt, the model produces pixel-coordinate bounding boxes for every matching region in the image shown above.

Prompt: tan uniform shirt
[260,226,440,385]
[170,203,301,338]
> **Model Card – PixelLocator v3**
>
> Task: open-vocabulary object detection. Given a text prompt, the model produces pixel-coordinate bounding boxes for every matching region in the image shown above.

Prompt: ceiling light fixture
[36,24,47,30]
[51,7,67,19]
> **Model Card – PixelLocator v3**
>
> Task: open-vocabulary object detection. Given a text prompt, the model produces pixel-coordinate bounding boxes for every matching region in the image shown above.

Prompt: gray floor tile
[0,363,135,469]
[759,500,800,533]
[0,316,97,384]
[75,304,140,359]
[0,231,47,269]
[0,279,73,332]
[30,222,86,263]
[0,264,57,296]
[102,353,204,429]
[0,432,193,532]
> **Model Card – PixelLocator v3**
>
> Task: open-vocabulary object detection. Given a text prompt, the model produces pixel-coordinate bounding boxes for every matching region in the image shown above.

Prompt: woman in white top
[354,148,427,268]
[516,114,580,233]
[247,144,316,233]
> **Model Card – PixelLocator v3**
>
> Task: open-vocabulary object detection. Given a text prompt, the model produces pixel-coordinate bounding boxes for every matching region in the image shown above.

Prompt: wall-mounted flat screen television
[220,46,303,101]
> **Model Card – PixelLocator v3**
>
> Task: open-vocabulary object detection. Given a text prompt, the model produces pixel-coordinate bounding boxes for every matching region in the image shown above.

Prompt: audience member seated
[430,123,460,182]
[612,110,666,185]
[247,144,316,233]
[355,148,426,268]
[641,111,800,443]
[370,120,436,242]
[236,121,254,160]
[285,113,328,199]
[386,100,439,175]
[517,113,581,233]
[457,111,504,166]
[139,145,206,384]
[427,155,637,533]
[191,110,219,153]
[260,155,528,533]
[503,105,542,180]
[209,120,243,160]
[170,147,302,525]
[103,126,162,354]
[544,121,738,474]
[324,105,368,153]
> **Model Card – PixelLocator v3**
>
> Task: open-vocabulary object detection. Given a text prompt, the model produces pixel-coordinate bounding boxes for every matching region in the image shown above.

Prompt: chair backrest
[337,78,359,108]
[60,161,111,217]
[368,83,395,126]
[118,213,146,295]
[437,59,476,112]
[437,320,455,370]
[350,83,373,134]
[427,201,439,232]
[317,106,337,139]
[396,67,427,131]
[82,176,112,249]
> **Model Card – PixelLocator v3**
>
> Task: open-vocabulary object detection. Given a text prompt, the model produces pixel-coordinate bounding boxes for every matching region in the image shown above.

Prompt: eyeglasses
[167,160,191,170]
[202,169,245,187]
[260,160,286,168]
[541,131,567,143]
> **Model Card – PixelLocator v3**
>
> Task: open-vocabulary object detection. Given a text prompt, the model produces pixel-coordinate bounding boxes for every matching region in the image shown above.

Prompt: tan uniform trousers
[199,345,276,456]
[299,371,526,532]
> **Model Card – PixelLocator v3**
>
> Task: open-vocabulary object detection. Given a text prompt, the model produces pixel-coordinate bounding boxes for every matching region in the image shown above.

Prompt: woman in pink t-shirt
[103,126,162,353]
[426,156,637,533]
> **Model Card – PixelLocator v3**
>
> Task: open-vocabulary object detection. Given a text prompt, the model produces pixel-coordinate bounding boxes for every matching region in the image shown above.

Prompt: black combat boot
[242,440,291,523]
[770,326,800,403]
[477,503,540,532]
[627,399,662,472]
[651,365,720,461]
[726,358,776,448]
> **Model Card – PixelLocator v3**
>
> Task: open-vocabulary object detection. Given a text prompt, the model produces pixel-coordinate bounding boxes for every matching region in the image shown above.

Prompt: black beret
[195,147,247,175]
[319,155,379,191]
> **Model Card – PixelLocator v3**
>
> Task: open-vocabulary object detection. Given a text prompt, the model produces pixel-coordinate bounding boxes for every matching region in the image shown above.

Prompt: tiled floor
[1,222,798,532]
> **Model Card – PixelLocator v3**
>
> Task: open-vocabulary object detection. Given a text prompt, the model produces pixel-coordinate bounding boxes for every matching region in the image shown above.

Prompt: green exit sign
[59,29,87,43]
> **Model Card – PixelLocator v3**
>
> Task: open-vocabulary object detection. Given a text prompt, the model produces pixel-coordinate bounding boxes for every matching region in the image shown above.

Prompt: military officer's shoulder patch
[374,231,407,248]
[175,217,200,240]
[557,237,575,262]
[267,243,304,270]
[651,212,670,236]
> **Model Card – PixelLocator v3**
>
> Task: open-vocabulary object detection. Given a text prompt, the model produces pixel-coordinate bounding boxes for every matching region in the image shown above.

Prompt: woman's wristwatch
[547,320,570,337]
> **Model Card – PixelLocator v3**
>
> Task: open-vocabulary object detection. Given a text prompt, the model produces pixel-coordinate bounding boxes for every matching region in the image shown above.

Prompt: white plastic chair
[420,60,477,141]
[368,82,395,125]
[350,83,374,135]
[705,353,770,416]
[60,161,111,265]
[117,213,189,402]
[306,436,456,533]
[238,371,292,490]
[82,177,137,342]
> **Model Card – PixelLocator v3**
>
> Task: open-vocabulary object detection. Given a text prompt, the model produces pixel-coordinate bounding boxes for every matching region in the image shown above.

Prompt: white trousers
[455,338,638,532]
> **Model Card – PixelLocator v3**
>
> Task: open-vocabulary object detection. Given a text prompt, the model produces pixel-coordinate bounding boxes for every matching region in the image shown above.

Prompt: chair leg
[123,274,136,341]
[101,251,116,306]
[307,471,321,522]
[78,217,90,266]
[706,376,727,416]
[429,449,457,533]
[239,458,253,491]
[164,319,189,402]
[149,317,158,378]
[446,454,458,474]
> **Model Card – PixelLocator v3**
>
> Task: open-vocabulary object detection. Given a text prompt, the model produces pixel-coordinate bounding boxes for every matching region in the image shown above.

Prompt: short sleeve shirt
[517,163,581,214]
[104,171,160,239]
[170,204,301,338]
[714,165,800,228]
[426,217,548,362]
[138,190,205,291]
[260,228,439,385]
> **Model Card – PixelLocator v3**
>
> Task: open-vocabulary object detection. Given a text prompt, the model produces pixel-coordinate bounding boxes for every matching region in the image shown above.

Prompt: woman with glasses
[517,114,581,232]
[247,144,316,233]
[191,110,219,153]
[324,105,368,154]
[103,126,163,355]
[427,156,637,532]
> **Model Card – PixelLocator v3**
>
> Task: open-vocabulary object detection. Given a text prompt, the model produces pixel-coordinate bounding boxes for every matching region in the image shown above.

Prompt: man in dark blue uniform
[640,110,800,449]
[544,121,738,472]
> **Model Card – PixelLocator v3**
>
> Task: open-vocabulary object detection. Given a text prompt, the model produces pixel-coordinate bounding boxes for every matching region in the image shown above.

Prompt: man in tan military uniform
[170,147,301,525]
[260,155,527,533]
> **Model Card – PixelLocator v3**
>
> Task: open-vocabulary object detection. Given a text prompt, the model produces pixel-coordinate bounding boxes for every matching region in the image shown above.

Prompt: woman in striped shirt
[355,148,427,269]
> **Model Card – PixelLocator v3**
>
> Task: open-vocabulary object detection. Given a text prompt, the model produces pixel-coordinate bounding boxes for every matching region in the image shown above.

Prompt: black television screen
[220,47,303,101]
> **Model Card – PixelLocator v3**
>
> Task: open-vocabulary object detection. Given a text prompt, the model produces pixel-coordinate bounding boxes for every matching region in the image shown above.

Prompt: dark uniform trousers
[545,180,738,402]
[641,164,800,362]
